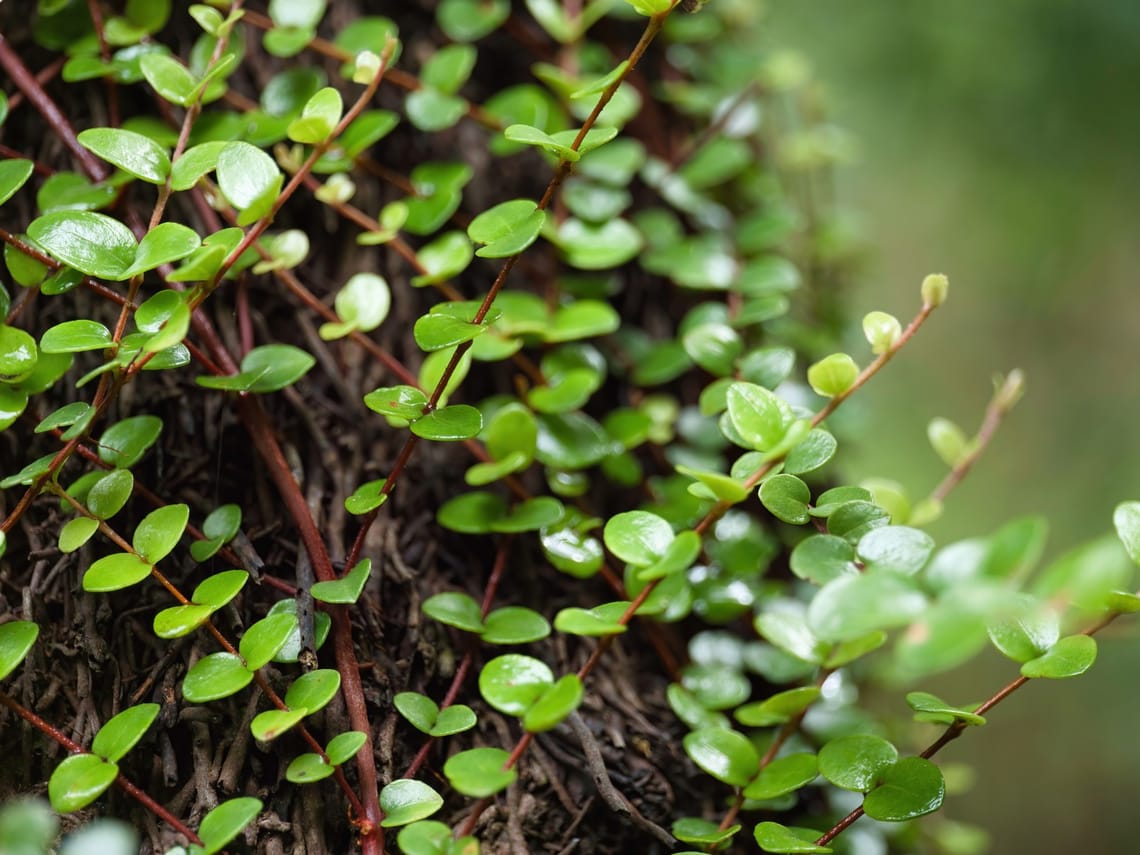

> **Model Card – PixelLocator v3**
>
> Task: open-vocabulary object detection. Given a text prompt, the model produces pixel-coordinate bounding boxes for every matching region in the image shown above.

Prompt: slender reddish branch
[0,690,202,844]
[0,37,109,180]
[927,369,1024,505]
[815,596,1136,847]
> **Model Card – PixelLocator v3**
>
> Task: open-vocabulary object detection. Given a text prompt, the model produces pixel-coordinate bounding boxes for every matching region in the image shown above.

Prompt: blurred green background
[764,1,1140,852]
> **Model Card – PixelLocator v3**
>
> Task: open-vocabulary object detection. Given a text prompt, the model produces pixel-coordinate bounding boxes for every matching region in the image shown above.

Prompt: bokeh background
[764,1,1140,851]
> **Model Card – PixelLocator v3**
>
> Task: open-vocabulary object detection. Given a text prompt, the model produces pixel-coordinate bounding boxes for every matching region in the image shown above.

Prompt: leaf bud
[921,273,949,308]
[807,353,859,398]
[862,311,902,354]
[926,417,968,467]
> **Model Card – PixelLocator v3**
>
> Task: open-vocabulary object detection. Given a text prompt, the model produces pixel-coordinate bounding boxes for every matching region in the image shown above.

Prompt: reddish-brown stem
[928,370,1023,505]
[0,690,202,844]
[816,597,1135,848]
[0,37,109,180]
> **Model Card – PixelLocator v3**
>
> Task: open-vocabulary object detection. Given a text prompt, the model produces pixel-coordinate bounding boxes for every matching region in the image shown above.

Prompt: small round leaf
[380,779,444,828]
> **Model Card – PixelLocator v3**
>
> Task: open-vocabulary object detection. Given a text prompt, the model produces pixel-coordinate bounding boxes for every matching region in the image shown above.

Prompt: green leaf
[604,510,674,567]
[380,779,444,828]
[503,124,617,163]
[197,344,315,393]
[743,753,819,800]
[85,469,134,520]
[726,382,791,451]
[345,479,389,515]
[422,591,484,633]
[216,141,283,225]
[790,535,857,585]
[364,385,428,420]
[0,159,33,205]
[1020,634,1097,679]
[421,43,476,93]
[489,496,564,533]
[541,522,604,578]
[239,613,298,670]
[193,569,248,609]
[544,300,620,342]
[77,128,170,184]
[395,693,476,737]
[405,88,467,132]
[682,728,759,787]
[140,53,198,106]
[759,474,811,525]
[182,652,253,702]
[667,683,730,731]
[284,669,341,713]
[27,211,137,279]
[818,734,898,792]
[437,491,507,534]
[287,87,343,144]
[807,353,859,398]
[59,517,100,553]
[411,231,473,287]
[0,621,39,681]
[639,529,702,580]
[189,504,242,561]
[857,526,934,575]
[0,386,28,431]
[123,222,201,277]
[99,415,163,468]
[735,686,821,727]
[437,0,510,41]
[784,429,838,475]
[738,346,796,389]
[824,631,888,668]
[479,654,553,716]
[153,603,215,639]
[554,602,629,636]
[682,664,751,710]
[808,572,927,642]
[753,822,831,854]
[682,323,742,376]
[535,411,612,470]
[132,503,188,563]
[754,611,825,664]
[827,501,890,542]
[467,199,545,258]
[1033,533,1132,610]
[197,797,263,855]
[413,313,487,352]
[481,606,551,644]
[906,691,986,726]
[40,320,113,354]
[444,747,516,797]
[48,754,118,813]
[83,552,153,593]
[927,417,969,467]
[35,172,116,214]
[286,753,336,784]
[409,405,483,441]
[987,601,1059,663]
[325,731,368,766]
[862,757,945,822]
[318,273,391,339]
[0,325,37,384]
[523,674,583,732]
[91,703,159,762]
[1113,500,1140,565]
[311,558,371,604]
[250,708,307,741]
